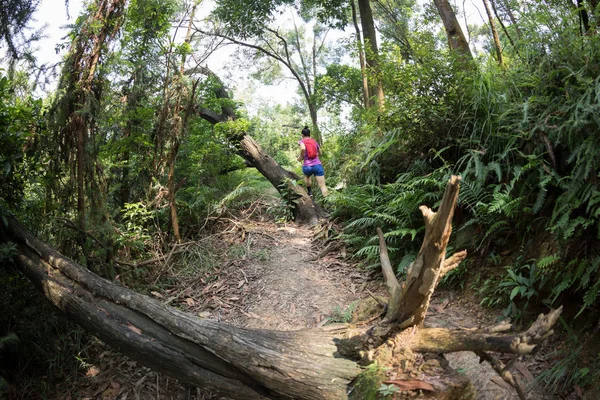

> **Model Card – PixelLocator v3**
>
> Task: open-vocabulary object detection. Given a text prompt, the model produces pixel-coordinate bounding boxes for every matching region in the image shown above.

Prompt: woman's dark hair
[301,126,311,137]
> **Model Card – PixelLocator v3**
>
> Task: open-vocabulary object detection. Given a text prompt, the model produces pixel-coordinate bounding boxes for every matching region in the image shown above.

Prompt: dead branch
[476,351,526,400]
[115,240,198,269]
[115,249,188,269]
[376,227,401,314]
[439,250,467,278]
[381,175,463,331]
[412,307,562,354]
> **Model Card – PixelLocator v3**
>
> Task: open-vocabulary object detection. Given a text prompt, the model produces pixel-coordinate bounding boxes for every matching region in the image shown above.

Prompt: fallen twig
[115,248,188,269]
[476,351,526,400]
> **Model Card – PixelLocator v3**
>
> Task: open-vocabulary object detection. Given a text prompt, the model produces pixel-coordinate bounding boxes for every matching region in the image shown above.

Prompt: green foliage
[117,202,155,256]
[328,300,358,324]
[331,167,449,271]
[276,178,302,222]
[0,73,44,210]
[0,242,18,261]
[317,64,365,112]
[377,383,399,397]
[215,118,251,144]
[535,320,600,395]
[498,259,548,321]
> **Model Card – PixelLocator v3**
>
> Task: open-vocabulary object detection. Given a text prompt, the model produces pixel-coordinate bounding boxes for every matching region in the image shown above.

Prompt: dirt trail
[228,224,363,330]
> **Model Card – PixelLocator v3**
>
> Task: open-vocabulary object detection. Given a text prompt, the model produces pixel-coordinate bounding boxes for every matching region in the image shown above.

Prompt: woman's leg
[304,175,313,196]
[315,175,328,197]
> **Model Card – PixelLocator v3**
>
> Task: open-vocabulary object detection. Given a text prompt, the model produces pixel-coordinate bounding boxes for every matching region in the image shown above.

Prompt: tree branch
[195,26,313,110]
[377,227,401,307]
[439,250,467,279]
[476,351,526,400]
[412,307,562,354]
[386,175,462,327]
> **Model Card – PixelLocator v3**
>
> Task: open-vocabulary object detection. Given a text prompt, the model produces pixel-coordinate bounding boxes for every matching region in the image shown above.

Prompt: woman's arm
[298,142,306,161]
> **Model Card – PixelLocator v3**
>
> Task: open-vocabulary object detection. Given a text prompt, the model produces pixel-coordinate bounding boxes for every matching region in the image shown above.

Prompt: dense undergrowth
[322,15,600,397]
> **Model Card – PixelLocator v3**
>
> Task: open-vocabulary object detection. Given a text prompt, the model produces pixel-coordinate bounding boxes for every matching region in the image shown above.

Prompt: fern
[0,333,17,352]
[537,254,560,270]
[354,245,381,258]
[397,253,416,276]
[579,280,600,316]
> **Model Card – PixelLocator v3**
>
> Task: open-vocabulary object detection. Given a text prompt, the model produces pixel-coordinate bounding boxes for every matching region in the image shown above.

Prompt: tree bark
[357,0,385,108]
[499,0,522,37]
[0,176,562,399]
[167,139,182,242]
[590,0,599,20]
[577,0,591,32]
[482,0,504,66]
[380,176,465,333]
[490,0,518,54]
[433,0,473,59]
[351,0,371,109]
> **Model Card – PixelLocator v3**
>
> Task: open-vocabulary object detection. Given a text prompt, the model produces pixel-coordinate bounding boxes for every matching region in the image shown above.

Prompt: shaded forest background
[1,0,600,397]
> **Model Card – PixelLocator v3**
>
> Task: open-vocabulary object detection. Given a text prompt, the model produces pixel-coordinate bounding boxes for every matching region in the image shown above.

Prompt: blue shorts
[302,164,325,177]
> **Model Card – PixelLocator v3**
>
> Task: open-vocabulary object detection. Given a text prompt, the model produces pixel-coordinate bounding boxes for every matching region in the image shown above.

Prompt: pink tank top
[299,139,321,167]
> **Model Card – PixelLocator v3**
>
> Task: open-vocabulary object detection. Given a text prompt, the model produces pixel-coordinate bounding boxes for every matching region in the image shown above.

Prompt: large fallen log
[0,175,561,399]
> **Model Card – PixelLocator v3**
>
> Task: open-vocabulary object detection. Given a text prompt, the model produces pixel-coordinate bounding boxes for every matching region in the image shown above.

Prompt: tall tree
[164,1,200,242]
[489,0,517,54]
[112,0,178,208]
[482,0,504,66]
[197,10,330,143]
[371,0,417,62]
[433,0,473,58]
[50,0,126,257]
[350,0,370,108]
[357,0,385,108]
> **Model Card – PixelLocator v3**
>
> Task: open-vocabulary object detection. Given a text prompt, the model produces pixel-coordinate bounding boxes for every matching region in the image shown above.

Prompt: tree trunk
[490,0,518,54]
[196,72,323,225]
[372,176,467,338]
[56,0,126,252]
[237,134,321,225]
[76,115,86,243]
[577,0,591,32]
[351,0,370,109]
[357,0,385,108]
[433,0,473,59]
[167,139,182,242]
[482,0,505,66]
[1,215,359,400]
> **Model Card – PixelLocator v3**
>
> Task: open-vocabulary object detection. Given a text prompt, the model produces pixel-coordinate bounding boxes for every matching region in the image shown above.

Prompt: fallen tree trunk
[196,70,322,225]
[0,175,561,399]
[0,214,359,399]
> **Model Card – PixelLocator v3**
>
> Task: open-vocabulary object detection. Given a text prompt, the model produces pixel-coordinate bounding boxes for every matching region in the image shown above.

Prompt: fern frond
[0,333,18,352]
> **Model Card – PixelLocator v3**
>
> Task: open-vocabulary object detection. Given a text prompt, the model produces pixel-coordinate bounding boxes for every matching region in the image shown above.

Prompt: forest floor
[36,214,559,400]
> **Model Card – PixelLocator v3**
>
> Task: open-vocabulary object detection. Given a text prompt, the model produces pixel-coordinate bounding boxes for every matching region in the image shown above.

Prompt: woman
[298,126,328,198]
